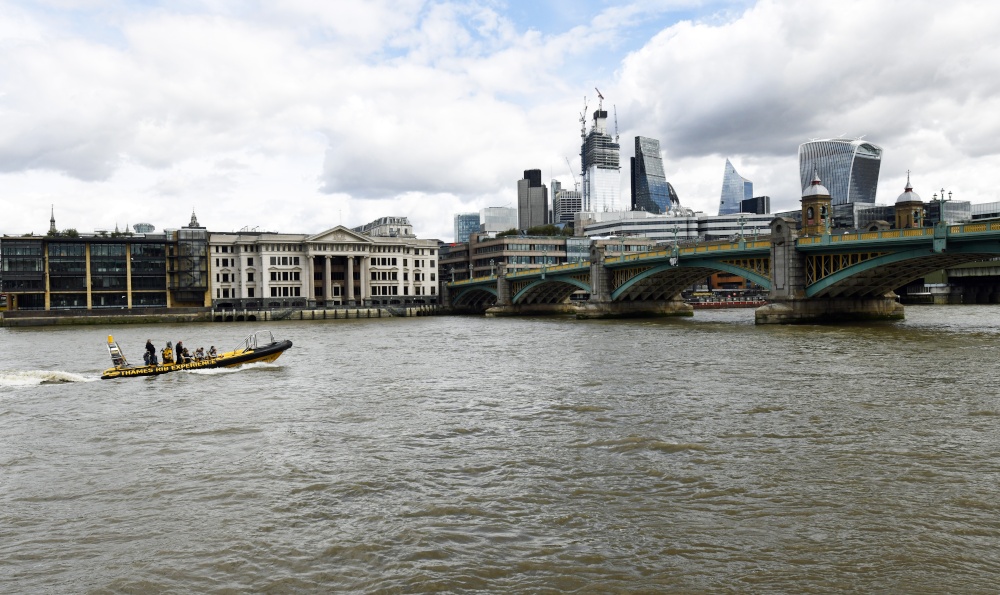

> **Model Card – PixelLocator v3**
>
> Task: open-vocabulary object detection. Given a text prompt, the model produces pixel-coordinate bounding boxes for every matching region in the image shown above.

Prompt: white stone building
[209,222,439,308]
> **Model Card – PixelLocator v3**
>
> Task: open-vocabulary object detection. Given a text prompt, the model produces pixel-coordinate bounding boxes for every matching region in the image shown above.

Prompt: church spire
[49,205,56,234]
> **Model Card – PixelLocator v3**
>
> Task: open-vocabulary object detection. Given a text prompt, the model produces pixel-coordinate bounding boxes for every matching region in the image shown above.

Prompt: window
[248,272,254,282]
[248,258,254,266]
[270,287,278,297]
[248,288,255,297]
[270,272,278,281]
[270,257,277,265]
[222,288,230,298]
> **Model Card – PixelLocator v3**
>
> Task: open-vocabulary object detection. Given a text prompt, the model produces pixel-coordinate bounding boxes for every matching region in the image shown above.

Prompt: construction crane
[579,96,588,141]
[565,157,580,192]
[613,105,619,143]
[595,87,604,111]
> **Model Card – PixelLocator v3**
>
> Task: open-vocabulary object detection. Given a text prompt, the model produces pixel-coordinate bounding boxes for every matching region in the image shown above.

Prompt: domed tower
[800,170,832,236]
[894,172,924,229]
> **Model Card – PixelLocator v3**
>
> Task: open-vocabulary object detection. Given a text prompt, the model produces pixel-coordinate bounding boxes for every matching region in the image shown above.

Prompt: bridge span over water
[443,218,1000,324]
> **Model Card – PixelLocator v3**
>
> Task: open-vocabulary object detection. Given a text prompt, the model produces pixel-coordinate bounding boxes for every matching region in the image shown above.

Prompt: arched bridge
[444,219,1000,323]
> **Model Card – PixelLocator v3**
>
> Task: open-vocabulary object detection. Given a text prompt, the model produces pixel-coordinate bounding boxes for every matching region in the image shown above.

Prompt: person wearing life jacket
[208,346,218,359]
[144,339,159,366]
[162,341,174,364]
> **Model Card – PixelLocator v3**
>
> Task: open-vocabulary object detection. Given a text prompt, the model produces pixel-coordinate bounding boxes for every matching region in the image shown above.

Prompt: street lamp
[468,263,473,280]
[933,188,952,225]
[737,214,746,241]
[449,266,454,283]
[490,258,495,278]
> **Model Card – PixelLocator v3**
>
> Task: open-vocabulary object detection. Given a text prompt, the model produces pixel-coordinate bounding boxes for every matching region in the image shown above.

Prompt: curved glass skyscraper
[798,139,882,205]
[630,136,679,214]
[719,159,752,215]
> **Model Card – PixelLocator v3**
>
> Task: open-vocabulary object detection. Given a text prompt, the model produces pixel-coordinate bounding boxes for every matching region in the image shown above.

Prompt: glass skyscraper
[453,212,480,243]
[630,136,678,215]
[719,159,752,215]
[798,138,882,206]
[581,108,621,212]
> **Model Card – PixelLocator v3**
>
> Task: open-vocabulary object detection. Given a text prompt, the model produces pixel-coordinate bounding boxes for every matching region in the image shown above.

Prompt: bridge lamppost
[468,263,473,280]
[490,258,495,278]
[933,188,952,225]
[449,266,454,283]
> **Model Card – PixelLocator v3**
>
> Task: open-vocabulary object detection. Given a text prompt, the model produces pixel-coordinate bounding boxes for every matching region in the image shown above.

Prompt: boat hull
[101,340,292,379]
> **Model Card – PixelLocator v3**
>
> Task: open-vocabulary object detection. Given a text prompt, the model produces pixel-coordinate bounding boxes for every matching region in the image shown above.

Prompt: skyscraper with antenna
[580,89,621,212]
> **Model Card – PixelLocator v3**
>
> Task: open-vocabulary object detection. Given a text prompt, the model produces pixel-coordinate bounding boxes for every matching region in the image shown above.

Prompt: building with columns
[208,220,439,309]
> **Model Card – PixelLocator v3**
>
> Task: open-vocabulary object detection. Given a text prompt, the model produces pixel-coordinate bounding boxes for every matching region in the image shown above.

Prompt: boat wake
[0,370,98,388]
[184,361,284,376]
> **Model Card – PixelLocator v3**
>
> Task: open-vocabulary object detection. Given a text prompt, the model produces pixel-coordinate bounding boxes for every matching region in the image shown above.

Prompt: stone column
[324,255,331,302]
[361,256,369,304]
[347,255,355,305]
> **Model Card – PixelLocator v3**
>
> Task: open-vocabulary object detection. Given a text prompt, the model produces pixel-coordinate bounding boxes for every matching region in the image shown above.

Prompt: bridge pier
[577,298,693,319]
[485,303,579,317]
[577,245,693,319]
[756,216,905,324]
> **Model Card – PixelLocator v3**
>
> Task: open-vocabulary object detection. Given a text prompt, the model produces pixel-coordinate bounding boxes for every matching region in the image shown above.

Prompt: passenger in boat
[194,347,205,361]
[175,341,186,364]
[208,346,218,359]
[144,339,156,365]
[162,341,174,364]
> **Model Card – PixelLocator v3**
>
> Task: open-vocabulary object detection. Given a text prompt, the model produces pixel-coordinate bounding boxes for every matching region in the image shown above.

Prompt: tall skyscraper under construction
[798,138,882,206]
[719,159,752,216]
[581,93,621,212]
[630,136,679,214]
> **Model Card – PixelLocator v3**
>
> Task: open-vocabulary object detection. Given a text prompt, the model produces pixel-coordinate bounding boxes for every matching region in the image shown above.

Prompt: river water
[2,306,1000,593]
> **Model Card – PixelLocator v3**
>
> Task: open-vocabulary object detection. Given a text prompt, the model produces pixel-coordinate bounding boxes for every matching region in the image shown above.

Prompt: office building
[517,169,548,230]
[581,209,772,243]
[1,211,208,311]
[581,100,621,212]
[479,206,518,235]
[631,136,677,214]
[719,159,752,215]
[209,218,440,308]
[798,138,882,206]
[741,196,771,215]
[453,212,480,243]
[552,177,583,225]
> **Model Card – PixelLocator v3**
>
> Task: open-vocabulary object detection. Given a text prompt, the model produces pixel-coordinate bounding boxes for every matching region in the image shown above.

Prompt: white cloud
[2,0,999,243]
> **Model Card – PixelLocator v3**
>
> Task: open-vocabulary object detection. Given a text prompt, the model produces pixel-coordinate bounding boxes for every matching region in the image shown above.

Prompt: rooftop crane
[565,156,580,192]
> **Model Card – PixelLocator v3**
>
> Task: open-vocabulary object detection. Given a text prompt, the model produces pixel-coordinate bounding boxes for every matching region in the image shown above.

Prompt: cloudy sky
[2,0,999,241]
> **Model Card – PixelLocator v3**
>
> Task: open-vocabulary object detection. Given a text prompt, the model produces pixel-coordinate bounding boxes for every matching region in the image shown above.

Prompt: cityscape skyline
[2,1,1000,242]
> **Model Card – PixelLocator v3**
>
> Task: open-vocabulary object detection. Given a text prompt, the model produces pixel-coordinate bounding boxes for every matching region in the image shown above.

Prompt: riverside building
[209,217,440,309]
[0,211,209,312]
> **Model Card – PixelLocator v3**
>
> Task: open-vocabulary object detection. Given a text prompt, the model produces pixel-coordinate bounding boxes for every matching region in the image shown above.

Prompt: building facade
[0,212,208,311]
[581,209,772,243]
[631,136,677,214]
[798,138,882,206]
[581,107,621,212]
[479,206,518,235]
[719,159,752,215]
[453,212,480,243]
[517,169,548,230]
[209,219,440,308]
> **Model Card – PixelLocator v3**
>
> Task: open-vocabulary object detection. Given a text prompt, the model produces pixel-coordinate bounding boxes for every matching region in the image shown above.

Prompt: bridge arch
[512,276,591,304]
[451,286,498,309]
[610,262,771,301]
[806,242,1000,298]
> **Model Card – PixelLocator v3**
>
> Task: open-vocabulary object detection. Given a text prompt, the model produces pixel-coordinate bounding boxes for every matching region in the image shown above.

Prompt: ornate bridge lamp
[670,225,680,266]
[933,189,952,226]
[449,266,455,283]
[468,263,473,281]
[737,214,747,248]
[490,259,495,278]
[542,248,548,279]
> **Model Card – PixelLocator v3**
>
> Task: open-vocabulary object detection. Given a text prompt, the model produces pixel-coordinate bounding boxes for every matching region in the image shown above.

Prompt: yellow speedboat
[101,330,292,379]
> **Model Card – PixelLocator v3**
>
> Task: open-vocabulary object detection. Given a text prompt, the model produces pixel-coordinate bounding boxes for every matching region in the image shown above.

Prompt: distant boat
[101,330,292,379]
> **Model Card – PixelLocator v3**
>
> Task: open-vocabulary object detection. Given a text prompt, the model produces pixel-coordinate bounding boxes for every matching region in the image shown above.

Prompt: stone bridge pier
[755,217,904,324]
[577,246,693,319]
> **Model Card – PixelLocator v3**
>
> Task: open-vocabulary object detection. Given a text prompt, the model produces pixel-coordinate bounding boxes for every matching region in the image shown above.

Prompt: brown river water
[2,306,1000,593]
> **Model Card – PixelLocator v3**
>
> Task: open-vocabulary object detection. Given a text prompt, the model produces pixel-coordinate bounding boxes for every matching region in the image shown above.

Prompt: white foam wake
[0,370,98,388]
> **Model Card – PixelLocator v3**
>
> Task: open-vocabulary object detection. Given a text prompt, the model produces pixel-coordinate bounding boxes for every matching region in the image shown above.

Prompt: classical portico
[306,226,373,306]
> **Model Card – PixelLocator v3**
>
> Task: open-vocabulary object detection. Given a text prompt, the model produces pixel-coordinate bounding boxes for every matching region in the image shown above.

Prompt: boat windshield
[233,330,277,353]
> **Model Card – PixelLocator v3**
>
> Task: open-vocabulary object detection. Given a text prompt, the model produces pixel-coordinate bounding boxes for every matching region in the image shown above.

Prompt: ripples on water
[3,307,1000,593]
